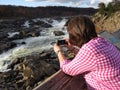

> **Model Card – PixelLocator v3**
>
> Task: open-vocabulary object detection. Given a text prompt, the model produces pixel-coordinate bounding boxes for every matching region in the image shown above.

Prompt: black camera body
[57,40,68,45]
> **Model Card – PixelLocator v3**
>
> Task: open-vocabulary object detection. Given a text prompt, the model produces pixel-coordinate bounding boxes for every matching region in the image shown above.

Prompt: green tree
[106,2,114,16]
[98,2,106,14]
[114,3,120,11]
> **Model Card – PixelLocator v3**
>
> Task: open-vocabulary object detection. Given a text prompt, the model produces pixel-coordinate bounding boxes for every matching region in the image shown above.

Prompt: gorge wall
[92,11,120,33]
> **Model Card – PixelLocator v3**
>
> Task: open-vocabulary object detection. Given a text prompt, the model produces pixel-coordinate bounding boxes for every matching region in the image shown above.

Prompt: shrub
[98,1,120,16]
[98,2,106,14]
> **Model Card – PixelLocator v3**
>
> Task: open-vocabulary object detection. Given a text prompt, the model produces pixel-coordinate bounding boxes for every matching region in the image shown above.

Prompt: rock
[3,42,17,51]
[53,17,63,21]
[16,80,25,88]
[0,32,8,39]
[7,58,24,70]
[0,20,14,29]
[8,34,23,40]
[13,19,25,28]
[92,11,120,33]
[44,65,56,76]
[8,29,40,40]
[30,20,52,28]
[0,42,17,54]
[0,19,26,29]
[26,31,40,37]
[53,31,65,36]
[23,66,34,81]
[21,42,26,44]
[7,42,17,48]
[0,24,8,29]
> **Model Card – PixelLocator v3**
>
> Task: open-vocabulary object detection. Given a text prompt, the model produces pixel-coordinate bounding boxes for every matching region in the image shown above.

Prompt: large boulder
[53,31,65,36]
[26,31,40,37]
[30,20,52,28]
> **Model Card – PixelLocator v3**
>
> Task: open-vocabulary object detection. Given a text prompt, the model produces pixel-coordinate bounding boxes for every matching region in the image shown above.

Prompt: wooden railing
[33,70,86,90]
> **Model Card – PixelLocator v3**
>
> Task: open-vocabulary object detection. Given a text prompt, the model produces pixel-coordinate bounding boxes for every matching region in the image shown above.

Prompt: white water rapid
[0,17,68,72]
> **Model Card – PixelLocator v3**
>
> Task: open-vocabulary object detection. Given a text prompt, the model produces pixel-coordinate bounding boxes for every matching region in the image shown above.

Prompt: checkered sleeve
[60,45,97,76]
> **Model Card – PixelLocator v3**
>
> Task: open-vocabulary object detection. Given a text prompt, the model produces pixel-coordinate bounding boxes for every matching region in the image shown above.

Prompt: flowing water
[0,17,68,72]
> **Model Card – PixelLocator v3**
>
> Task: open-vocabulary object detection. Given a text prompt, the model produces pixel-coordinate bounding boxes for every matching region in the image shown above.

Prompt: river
[0,17,69,72]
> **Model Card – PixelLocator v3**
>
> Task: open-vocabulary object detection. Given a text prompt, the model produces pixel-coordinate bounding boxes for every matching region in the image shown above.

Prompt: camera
[57,40,68,45]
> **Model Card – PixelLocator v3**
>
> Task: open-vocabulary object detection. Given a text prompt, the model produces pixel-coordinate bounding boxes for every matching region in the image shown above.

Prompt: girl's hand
[64,38,74,51]
[53,43,61,53]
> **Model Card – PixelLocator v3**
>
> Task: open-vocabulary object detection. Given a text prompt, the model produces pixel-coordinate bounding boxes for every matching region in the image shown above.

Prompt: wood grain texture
[33,70,87,90]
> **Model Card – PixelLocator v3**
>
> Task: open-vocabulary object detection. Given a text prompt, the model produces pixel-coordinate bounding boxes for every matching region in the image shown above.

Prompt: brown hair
[67,15,97,48]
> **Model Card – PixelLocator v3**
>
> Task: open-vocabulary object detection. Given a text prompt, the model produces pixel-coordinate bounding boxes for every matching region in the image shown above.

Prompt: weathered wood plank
[33,70,86,90]
[62,74,86,90]
[50,73,72,90]
[34,70,63,90]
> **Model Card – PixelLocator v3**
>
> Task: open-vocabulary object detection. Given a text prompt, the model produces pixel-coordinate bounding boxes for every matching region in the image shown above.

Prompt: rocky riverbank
[0,47,73,90]
[0,49,59,90]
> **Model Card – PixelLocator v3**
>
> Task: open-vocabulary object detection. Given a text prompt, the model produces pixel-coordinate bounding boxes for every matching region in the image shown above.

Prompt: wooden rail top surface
[33,70,86,90]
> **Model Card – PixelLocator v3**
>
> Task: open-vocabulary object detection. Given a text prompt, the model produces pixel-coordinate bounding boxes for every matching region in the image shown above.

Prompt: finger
[64,38,69,42]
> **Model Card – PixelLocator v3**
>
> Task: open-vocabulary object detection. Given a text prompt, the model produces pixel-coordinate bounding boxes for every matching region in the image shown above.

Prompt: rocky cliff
[92,11,120,33]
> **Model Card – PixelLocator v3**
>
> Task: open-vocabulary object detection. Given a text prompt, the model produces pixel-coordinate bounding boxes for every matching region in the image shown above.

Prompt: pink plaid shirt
[60,37,120,90]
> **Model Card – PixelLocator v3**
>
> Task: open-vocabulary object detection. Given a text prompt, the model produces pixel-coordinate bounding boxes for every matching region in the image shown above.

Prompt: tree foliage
[98,3,106,14]
[98,1,120,16]
[114,3,120,11]
[106,2,114,16]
